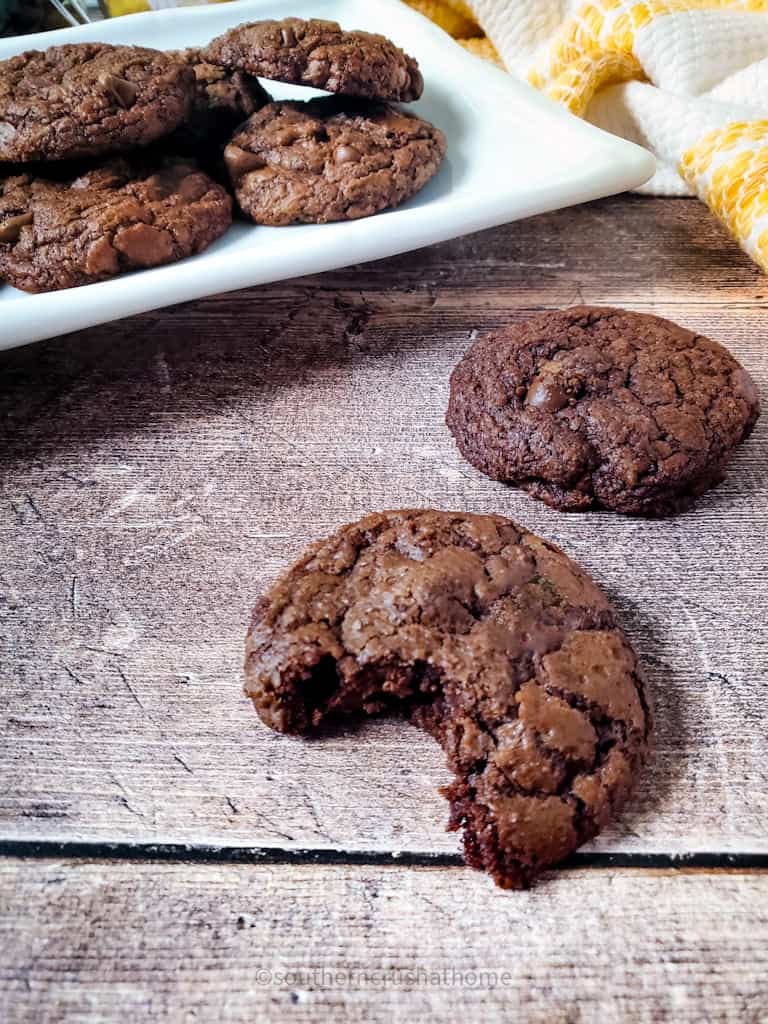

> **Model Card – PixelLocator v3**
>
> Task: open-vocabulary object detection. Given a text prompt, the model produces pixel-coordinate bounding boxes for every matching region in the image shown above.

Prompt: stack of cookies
[0,17,446,293]
[210,18,446,226]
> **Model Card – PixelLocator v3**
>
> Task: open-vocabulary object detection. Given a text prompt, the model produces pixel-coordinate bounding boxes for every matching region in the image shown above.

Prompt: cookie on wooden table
[244,509,650,889]
[224,96,446,225]
[446,306,760,516]
[0,43,195,163]
[166,48,272,159]
[204,17,423,102]
[0,155,232,292]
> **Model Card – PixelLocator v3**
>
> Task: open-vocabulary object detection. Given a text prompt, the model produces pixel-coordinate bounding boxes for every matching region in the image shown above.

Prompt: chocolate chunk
[223,145,267,178]
[525,376,569,413]
[0,211,32,243]
[97,72,137,110]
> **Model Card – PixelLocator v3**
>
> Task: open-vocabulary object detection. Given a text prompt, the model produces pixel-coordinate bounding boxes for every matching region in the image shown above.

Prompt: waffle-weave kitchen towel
[406,0,768,273]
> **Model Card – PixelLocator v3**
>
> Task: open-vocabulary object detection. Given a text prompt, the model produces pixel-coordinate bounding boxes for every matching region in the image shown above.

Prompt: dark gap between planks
[0,840,767,872]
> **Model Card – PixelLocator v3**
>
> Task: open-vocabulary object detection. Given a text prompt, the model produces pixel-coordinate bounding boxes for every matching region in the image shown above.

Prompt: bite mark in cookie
[0,156,232,292]
[205,17,423,102]
[244,509,650,889]
[446,306,760,516]
[224,96,446,224]
[0,43,195,162]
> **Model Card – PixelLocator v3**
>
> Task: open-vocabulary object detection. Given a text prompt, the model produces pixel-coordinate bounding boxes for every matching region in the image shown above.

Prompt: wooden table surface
[1,194,767,1022]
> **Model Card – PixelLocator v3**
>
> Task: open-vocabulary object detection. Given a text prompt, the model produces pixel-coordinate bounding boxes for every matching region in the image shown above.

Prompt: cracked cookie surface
[224,96,446,225]
[0,156,232,292]
[446,306,760,516]
[244,509,650,889]
[204,17,423,101]
[0,43,194,162]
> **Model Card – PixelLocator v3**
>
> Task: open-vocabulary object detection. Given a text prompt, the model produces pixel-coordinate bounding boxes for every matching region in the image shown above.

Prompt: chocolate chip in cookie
[204,17,423,102]
[224,96,446,225]
[0,43,195,163]
[446,306,760,516]
[0,155,232,292]
[165,48,271,162]
[245,509,650,889]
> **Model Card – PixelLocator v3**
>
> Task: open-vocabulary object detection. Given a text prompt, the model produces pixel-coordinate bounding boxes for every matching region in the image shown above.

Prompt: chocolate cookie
[205,17,422,102]
[166,48,271,160]
[224,97,446,225]
[447,307,760,516]
[0,156,232,292]
[245,509,649,889]
[0,43,194,163]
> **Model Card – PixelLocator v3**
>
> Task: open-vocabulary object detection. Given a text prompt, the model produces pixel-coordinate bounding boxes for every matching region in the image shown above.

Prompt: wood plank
[1,196,767,854]
[0,857,766,1022]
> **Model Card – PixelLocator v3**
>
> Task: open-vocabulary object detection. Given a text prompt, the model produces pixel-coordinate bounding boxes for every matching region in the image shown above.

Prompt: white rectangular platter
[0,0,655,351]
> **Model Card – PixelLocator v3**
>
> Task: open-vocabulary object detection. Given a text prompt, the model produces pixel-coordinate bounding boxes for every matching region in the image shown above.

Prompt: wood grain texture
[1,858,767,1023]
[1,196,767,857]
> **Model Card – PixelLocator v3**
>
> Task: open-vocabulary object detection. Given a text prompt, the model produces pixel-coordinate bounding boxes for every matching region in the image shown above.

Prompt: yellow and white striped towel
[406,0,768,274]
